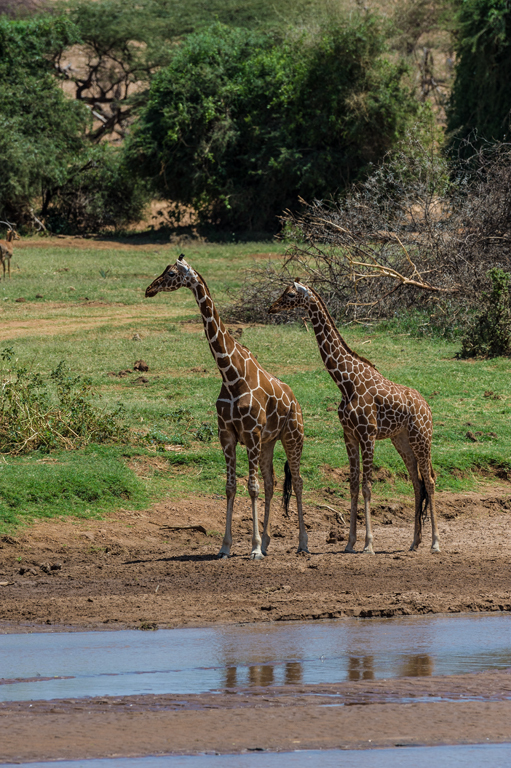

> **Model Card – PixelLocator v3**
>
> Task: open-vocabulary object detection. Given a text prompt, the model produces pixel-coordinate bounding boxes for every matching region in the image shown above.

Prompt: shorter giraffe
[146,256,308,560]
[269,281,440,554]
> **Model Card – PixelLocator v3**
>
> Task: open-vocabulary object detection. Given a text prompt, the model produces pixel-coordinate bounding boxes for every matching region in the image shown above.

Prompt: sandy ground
[1,488,511,761]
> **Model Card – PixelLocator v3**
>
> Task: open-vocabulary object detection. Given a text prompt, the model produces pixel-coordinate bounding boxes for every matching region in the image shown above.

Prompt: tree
[128,18,419,231]
[0,13,151,230]
[0,14,88,225]
[447,0,511,151]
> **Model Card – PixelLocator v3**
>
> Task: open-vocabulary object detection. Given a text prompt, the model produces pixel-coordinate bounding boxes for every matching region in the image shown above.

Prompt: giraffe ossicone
[269,282,441,555]
[145,256,309,560]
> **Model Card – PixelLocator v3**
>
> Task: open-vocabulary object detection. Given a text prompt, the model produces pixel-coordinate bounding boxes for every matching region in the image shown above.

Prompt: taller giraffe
[269,281,440,554]
[145,256,308,560]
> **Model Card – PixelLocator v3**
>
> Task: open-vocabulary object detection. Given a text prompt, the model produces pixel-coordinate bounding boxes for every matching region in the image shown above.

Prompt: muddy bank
[2,672,511,761]
[0,487,510,630]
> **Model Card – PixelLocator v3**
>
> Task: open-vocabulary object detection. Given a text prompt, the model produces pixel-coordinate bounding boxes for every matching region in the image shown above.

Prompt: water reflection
[1,613,510,702]
[285,662,302,684]
[348,656,375,681]
[400,654,434,678]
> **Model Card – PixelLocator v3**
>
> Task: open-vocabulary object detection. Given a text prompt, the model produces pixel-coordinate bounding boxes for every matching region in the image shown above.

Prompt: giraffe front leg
[361,438,376,555]
[218,428,237,559]
[246,438,263,561]
[344,433,360,553]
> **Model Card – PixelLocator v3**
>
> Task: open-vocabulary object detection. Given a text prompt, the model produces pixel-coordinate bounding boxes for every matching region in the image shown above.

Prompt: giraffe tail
[282,460,293,517]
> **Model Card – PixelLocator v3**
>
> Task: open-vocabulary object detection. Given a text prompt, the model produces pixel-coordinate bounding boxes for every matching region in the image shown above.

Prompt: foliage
[128,18,419,231]
[0,14,151,230]
[0,14,89,225]
[54,0,315,142]
[447,0,511,152]
[0,349,126,454]
[42,143,151,234]
[228,137,511,331]
[459,269,511,357]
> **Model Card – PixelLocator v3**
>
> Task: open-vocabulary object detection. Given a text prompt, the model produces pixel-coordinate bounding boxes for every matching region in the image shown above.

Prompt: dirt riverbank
[1,486,510,629]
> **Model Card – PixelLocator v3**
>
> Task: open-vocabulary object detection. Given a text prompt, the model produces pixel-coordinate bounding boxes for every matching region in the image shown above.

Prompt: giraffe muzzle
[145,280,161,298]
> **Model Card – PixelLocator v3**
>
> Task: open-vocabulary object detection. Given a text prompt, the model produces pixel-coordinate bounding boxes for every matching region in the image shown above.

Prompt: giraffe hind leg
[281,425,308,554]
[343,432,360,553]
[391,431,423,551]
[259,440,277,556]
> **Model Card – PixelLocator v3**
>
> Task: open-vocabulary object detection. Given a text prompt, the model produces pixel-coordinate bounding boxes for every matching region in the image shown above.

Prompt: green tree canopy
[447,0,511,151]
[128,18,419,231]
[0,15,88,225]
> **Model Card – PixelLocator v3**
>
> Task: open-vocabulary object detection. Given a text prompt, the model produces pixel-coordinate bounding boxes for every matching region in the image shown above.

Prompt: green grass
[1,236,510,531]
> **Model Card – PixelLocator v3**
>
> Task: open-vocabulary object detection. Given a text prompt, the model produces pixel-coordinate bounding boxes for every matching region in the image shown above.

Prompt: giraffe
[145,256,308,560]
[269,281,440,554]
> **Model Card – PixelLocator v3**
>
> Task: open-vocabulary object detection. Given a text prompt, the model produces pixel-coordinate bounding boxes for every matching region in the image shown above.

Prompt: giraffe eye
[288,291,296,299]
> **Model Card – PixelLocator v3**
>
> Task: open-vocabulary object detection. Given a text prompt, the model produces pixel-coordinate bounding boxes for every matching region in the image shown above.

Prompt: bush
[0,349,126,454]
[227,137,511,334]
[43,144,151,234]
[128,18,419,232]
[459,268,511,357]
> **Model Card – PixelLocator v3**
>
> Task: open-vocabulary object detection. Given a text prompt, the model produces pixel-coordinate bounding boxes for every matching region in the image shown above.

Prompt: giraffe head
[268,281,312,315]
[145,254,198,297]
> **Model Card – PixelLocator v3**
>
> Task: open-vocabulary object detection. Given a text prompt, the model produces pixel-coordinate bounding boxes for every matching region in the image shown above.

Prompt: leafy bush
[447,0,511,152]
[128,18,419,231]
[0,14,88,225]
[459,269,511,357]
[0,349,126,454]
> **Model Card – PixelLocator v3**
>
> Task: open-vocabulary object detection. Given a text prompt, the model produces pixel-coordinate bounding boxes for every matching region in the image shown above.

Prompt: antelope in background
[0,221,20,280]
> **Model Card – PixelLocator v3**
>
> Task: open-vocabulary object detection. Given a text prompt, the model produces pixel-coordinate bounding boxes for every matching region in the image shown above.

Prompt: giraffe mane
[306,286,377,371]
[193,268,250,351]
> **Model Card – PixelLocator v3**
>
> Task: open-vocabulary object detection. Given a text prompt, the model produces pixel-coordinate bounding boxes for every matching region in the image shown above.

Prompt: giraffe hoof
[344,545,356,554]
[296,547,310,554]
[431,544,441,554]
[250,552,264,561]
[363,547,375,555]
[217,552,230,560]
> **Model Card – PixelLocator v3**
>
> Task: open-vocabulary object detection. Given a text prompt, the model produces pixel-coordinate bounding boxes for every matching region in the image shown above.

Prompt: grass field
[0,236,509,533]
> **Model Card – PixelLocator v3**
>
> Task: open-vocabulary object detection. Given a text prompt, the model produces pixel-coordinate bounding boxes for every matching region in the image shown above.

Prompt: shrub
[0,349,126,454]
[128,18,419,232]
[227,137,511,334]
[459,269,511,357]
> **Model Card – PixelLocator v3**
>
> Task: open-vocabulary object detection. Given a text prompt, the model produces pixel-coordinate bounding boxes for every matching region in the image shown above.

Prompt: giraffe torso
[216,345,301,445]
[336,362,432,442]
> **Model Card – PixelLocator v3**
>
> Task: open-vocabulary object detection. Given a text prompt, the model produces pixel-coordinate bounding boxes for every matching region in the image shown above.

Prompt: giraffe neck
[306,293,367,398]
[191,280,241,383]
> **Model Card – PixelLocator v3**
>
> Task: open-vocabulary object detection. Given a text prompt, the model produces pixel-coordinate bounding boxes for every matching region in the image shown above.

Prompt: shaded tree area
[128,19,420,232]
[447,0,511,152]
